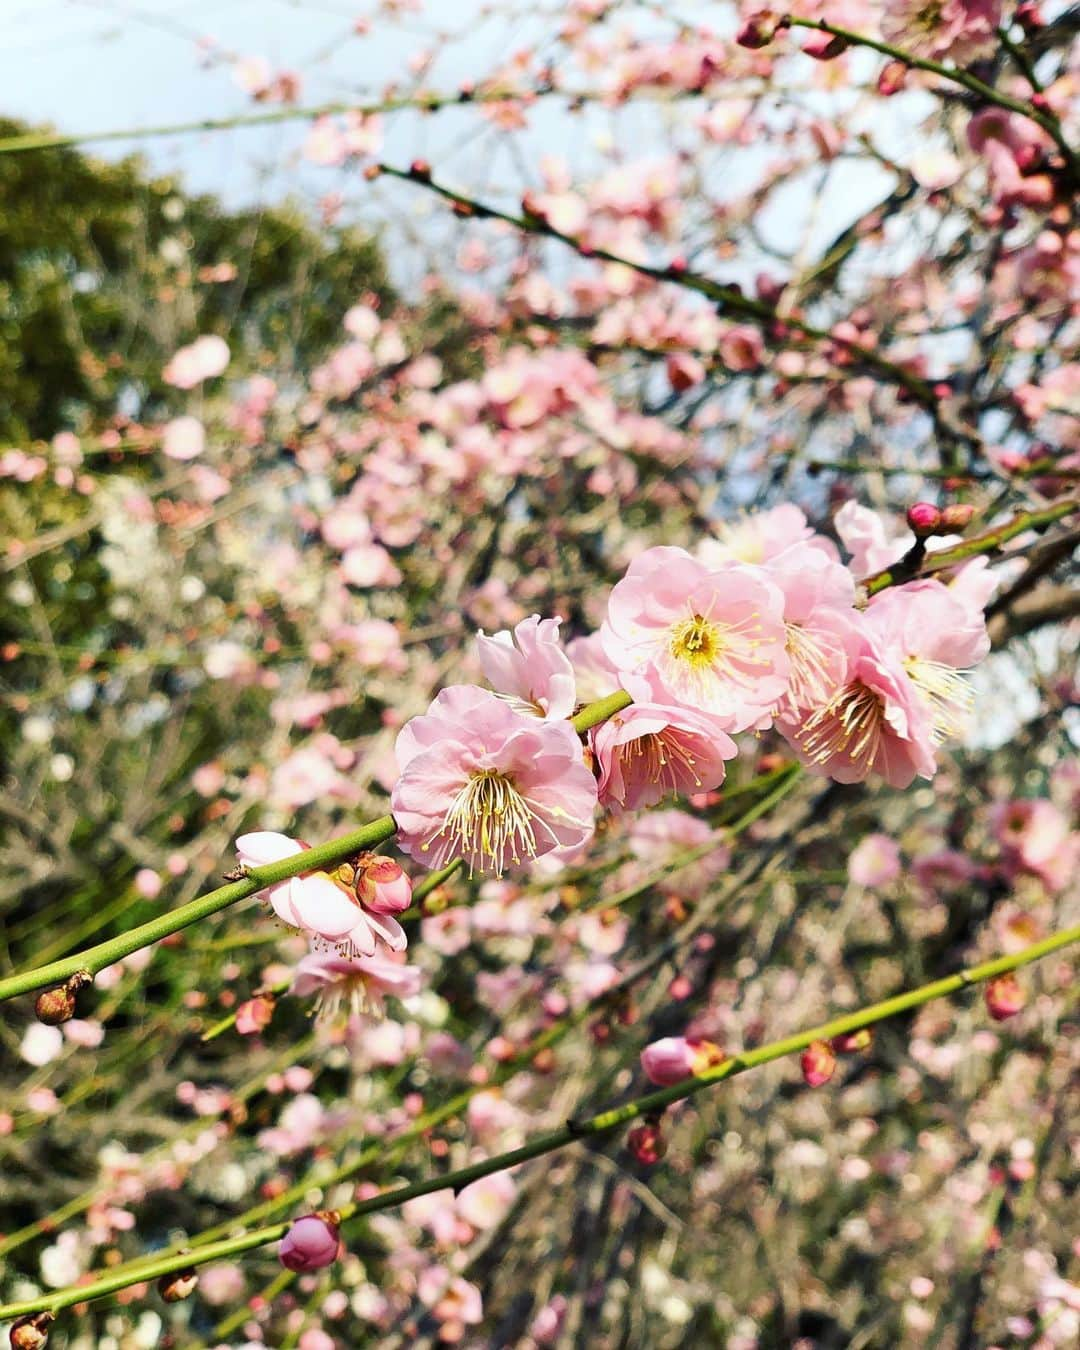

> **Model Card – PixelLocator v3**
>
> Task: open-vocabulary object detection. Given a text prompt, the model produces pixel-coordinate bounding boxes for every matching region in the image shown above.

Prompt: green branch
[3,921,1075,1322]
[863,499,1078,594]
[0,815,394,1004]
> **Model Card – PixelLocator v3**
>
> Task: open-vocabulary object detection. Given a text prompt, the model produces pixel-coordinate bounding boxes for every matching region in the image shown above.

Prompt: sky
[0,0,902,244]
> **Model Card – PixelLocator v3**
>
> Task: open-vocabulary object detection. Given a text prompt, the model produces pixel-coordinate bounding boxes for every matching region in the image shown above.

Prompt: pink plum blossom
[455,1172,516,1229]
[782,624,938,788]
[698,504,837,568]
[392,686,597,874]
[763,541,859,719]
[883,0,1002,64]
[235,832,406,954]
[162,334,230,388]
[848,834,902,887]
[600,546,789,731]
[161,415,206,460]
[991,798,1077,892]
[866,579,990,745]
[290,949,422,1021]
[591,703,737,812]
[475,614,577,718]
[834,500,913,580]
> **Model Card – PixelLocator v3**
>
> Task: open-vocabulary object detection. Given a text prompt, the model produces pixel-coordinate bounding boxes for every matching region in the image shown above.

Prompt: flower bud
[832,1027,873,1054]
[10,1313,55,1350]
[641,1037,694,1086]
[158,1269,199,1303]
[736,10,780,49]
[985,972,1025,1021]
[627,1119,666,1165]
[940,503,976,532]
[34,971,91,1026]
[1015,2,1043,32]
[640,1036,725,1086]
[279,1214,341,1272]
[877,60,907,96]
[235,993,276,1036]
[355,856,412,914]
[800,1039,837,1087]
[906,502,942,537]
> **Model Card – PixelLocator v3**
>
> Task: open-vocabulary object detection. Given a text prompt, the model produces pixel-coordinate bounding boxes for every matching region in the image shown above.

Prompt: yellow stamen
[435,769,550,875]
[783,621,836,711]
[797,681,885,773]
[904,657,974,744]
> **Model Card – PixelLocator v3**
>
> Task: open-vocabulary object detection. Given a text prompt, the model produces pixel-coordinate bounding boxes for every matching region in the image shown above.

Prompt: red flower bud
[627,1119,666,1165]
[235,993,276,1036]
[801,1039,837,1087]
[354,855,412,914]
[985,973,1025,1021]
[906,502,942,537]
[34,971,91,1027]
[877,60,907,96]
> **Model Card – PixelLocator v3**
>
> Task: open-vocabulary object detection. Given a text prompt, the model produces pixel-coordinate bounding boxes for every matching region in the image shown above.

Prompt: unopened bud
[801,1039,837,1087]
[355,855,412,914]
[10,1313,55,1350]
[235,992,276,1036]
[985,972,1025,1021]
[877,60,907,96]
[832,1027,873,1054]
[532,1046,556,1074]
[34,971,91,1026]
[280,1213,341,1272]
[940,503,976,532]
[906,502,942,537]
[158,1268,198,1303]
[408,158,431,180]
[1015,2,1043,33]
[736,10,780,49]
[627,1119,666,1165]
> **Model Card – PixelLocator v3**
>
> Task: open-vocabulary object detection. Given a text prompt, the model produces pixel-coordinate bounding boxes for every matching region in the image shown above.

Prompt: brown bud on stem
[35,970,92,1026]
[10,1313,55,1350]
[158,1268,199,1303]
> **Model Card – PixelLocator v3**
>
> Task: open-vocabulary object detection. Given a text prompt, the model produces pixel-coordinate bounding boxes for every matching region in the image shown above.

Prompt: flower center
[669,614,723,668]
[623,729,702,793]
[903,656,973,744]
[796,680,885,772]
[436,768,542,875]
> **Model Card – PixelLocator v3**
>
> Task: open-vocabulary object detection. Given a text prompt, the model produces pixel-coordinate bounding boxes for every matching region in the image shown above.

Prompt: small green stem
[3,922,1073,1321]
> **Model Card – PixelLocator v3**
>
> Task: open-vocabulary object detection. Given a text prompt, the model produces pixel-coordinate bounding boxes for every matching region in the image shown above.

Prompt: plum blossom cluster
[239,500,994,955]
[378,502,993,886]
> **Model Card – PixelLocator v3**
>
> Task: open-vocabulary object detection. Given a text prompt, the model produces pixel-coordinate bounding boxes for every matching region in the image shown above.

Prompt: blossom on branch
[392,686,597,875]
